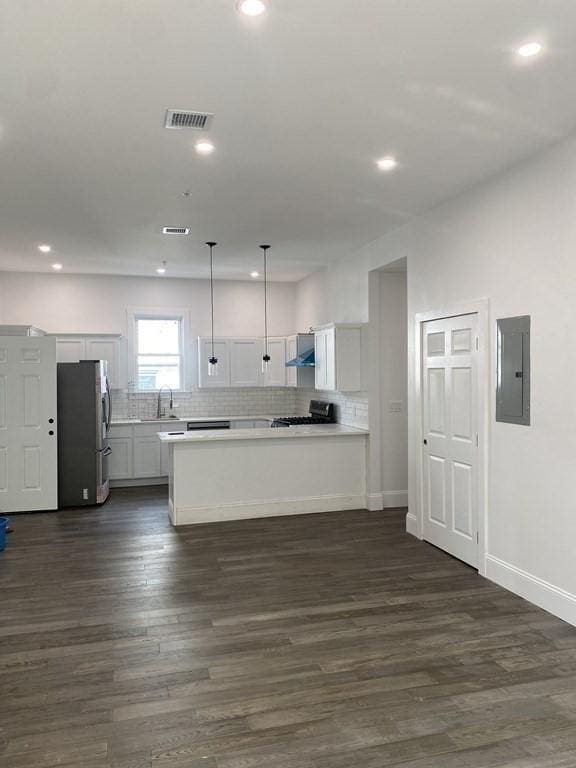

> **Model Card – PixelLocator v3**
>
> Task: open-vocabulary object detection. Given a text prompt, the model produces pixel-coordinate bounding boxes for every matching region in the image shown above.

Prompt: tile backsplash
[296,389,369,429]
[111,387,369,427]
[111,388,297,421]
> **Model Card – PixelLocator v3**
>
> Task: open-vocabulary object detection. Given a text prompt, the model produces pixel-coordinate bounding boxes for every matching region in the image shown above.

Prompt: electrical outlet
[82,488,89,500]
[388,401,403,413]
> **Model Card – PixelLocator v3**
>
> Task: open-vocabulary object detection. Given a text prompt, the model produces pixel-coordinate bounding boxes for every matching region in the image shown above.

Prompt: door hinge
[476,531,479,544]
[476,434,479,447]
[475,336,479,351]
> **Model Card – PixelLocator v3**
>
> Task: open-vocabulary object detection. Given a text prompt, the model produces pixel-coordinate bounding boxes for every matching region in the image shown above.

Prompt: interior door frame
[413,299,490,576]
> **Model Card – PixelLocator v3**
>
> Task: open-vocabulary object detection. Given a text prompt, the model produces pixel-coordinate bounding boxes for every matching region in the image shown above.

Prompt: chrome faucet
[156,386,174,419]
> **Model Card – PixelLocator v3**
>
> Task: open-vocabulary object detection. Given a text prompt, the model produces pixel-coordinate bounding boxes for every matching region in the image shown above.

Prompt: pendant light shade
[260,245,271,375]
[206,242,219,377]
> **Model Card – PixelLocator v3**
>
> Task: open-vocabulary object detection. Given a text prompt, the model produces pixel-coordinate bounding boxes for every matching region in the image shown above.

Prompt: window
[135,317,182,391]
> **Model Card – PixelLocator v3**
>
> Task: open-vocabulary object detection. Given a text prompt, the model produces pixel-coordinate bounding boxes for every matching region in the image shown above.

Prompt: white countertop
[111,415,275,426]
[158,423,369,444]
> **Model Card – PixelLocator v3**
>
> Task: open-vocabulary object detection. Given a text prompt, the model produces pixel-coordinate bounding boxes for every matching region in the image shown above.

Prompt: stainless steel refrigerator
[57,360,111,507]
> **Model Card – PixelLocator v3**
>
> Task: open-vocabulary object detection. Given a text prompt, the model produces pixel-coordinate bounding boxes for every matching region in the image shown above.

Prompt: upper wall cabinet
[230,339,262,387]
[198,336,287,389]
[198,338,231,388]
[264,338,287,387]
[54,334,126,389]
[314,324,363,392]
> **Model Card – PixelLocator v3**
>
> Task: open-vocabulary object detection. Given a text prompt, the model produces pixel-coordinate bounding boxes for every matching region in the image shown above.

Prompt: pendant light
[260,245,271,375]
[206,242,219,377]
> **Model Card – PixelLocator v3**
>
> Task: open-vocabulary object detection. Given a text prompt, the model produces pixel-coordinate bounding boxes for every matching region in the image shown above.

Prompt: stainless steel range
[271,399,336,428]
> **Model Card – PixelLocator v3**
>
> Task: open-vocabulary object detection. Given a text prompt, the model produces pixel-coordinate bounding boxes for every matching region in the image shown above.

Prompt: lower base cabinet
[109,419,272,486]
[134,436,162,478]
[109,423,171,484]
[109,434,133,480]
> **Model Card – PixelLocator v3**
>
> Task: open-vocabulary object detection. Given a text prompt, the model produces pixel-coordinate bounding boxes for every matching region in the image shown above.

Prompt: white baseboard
[367,491,408,511]
[485,554,576,628]
[367,493,383,511]
[110,478,168,488]
[382,491,408,508]
[406,512,419,538]
[172,494,367,526]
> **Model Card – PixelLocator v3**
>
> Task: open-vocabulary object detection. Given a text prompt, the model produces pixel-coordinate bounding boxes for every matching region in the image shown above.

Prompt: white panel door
[198,339,230,388]
[422,314,479,567]
[56,337,86,363]
[263,338,287,387]
[0,337,57,512]
[230,339,261,387]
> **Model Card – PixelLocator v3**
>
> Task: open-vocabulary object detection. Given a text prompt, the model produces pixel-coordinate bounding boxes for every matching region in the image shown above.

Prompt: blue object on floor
[0,517,8,551]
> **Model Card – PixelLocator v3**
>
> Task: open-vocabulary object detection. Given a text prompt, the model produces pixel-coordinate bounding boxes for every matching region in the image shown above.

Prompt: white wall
[296,253,370,329]
[297,132,576,624]
[0,272,297,338]
[378,271,408,504]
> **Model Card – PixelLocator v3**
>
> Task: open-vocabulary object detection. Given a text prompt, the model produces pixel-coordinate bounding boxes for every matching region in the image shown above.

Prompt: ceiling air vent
[164,109,214,130]
[162,227,190,235]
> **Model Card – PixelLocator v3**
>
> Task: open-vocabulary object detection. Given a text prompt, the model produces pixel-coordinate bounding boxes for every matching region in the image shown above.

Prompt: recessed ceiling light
[517,42,543,58]
[376,155,398,172]
[195,140,215,155]
[236,0,268,16]
[38,244,52,253]
[52,263,63,271]
[250,271,260,278]
[162,227,190,235]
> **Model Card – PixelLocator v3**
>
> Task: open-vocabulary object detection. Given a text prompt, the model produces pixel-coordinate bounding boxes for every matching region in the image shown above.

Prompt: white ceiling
[1,0,576,281]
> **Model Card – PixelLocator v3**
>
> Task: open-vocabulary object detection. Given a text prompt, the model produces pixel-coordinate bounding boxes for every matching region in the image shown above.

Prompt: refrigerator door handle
[105,378,112,432]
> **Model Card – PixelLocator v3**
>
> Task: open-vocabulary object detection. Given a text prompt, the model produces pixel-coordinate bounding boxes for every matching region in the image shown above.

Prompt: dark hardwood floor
[1,487,576,767]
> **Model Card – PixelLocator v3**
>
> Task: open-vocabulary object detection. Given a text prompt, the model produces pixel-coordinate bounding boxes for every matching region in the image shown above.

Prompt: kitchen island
[158,424,368,526]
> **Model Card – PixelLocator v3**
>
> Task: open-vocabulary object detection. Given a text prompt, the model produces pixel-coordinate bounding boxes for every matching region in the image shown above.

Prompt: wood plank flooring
[1,487,576,767]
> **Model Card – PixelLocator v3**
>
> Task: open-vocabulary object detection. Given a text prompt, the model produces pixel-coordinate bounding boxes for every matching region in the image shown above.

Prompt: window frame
[127,307,190,392]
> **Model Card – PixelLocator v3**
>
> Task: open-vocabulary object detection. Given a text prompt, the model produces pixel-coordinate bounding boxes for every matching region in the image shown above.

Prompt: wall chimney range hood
[285,348,315,368]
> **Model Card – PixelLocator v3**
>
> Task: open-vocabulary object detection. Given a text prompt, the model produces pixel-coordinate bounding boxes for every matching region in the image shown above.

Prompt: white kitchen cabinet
[108,437,133,479]
[198,338,231,388]
[230,338,261,387]
[55,334,125,389]
[314,327,333,391]
[85,337,121,389]
[198,335,310,389]
[110,422,175,483]
[263,338,287,387]
[314,324,363,392]
[133,435,162,478]
[56,336,86,363]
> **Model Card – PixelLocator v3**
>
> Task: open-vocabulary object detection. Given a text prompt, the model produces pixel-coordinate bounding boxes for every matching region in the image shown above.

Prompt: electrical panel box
[496,316,530,426]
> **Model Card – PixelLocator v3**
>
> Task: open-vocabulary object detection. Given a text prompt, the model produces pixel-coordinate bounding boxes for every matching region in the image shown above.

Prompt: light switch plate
[388,401,403,413]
